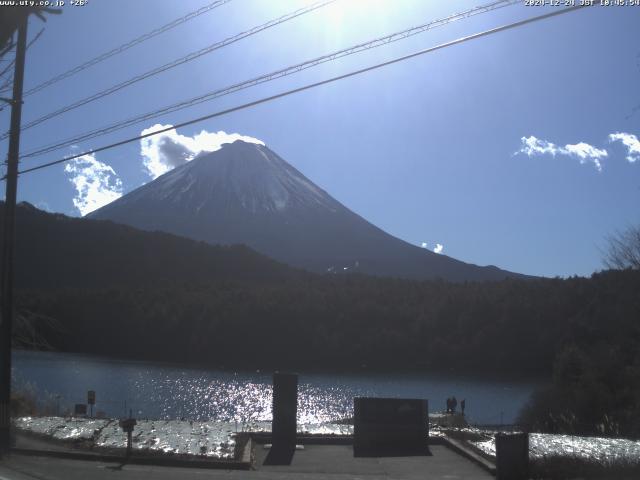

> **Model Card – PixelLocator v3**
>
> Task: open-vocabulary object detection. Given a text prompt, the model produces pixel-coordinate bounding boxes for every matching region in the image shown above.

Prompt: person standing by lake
[461,399,466,416]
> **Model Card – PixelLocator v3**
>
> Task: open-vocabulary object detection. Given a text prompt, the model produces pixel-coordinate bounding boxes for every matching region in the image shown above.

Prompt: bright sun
[320,0,390,34]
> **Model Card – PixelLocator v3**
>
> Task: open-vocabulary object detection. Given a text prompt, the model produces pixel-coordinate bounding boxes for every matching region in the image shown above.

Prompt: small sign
[119,418,137,433]
[87,390,96,405]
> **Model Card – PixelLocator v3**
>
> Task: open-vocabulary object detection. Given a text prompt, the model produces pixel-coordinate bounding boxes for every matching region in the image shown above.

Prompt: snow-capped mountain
[89,140,525,281]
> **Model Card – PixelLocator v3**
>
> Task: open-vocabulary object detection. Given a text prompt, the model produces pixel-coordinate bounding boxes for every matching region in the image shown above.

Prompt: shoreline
[12,347,549,382]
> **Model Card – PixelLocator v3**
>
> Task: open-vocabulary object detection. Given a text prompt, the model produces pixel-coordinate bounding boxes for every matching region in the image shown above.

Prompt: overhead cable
[4,0,336,140]
[13,4,592,178]
[22,0,234,97]
[20,0,519,159]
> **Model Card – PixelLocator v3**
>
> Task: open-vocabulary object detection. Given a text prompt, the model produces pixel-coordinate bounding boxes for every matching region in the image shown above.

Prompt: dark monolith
[353,397,429,457]
[264,372,298,465]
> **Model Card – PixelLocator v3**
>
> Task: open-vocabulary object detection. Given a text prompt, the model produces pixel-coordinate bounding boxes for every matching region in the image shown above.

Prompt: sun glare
[319,0,390,37]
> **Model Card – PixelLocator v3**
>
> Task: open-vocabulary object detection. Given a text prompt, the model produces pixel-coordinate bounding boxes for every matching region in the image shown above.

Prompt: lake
[12,350,542,426]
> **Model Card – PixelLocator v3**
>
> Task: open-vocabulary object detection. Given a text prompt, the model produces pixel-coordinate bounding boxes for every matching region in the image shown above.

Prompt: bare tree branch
[604,225,640,270]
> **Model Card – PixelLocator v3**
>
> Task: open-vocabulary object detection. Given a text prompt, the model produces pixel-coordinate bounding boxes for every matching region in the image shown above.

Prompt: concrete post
[264,372,297,465]
[496,432,529,480]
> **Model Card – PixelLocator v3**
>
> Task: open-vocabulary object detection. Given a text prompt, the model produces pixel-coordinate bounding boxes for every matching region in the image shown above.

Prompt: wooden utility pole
[0,17,28,455]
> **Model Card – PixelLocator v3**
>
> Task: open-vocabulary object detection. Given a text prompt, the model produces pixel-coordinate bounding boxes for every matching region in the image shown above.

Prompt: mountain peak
[222,139,263,149]
[89,143,526,281]
[95,140,334,218]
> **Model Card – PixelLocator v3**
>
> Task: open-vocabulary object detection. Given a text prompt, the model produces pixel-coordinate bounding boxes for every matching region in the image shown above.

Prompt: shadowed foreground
[0,445,492,480]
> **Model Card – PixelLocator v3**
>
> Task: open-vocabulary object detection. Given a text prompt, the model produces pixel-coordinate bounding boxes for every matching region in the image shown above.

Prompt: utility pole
[0,17,28,455]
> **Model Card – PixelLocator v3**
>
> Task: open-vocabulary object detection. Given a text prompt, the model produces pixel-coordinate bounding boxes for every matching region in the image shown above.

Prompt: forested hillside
[5,202,640,379]
[15,270,640,375]
[2,202,301,289]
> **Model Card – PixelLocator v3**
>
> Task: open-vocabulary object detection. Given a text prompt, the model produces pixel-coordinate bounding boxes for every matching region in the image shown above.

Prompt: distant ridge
[89,140,527,281]
[1,201,299,290]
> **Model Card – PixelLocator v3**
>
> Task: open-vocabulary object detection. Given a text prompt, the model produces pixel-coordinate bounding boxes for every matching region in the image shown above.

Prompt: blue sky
[1,0,639,278]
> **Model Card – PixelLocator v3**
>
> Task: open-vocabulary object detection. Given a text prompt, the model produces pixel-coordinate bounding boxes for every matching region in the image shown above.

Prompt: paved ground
[1,455,232,480]
[254,444,492,479]
[0,445,492,479]
[13,433,76,453]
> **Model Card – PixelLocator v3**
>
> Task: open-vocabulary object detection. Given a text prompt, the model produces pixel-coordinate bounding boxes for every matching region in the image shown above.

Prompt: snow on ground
[14,417,353,459]
[95,419,236,458]
[15,417,236,458]
[15,417,108,442]
[472,432,640,466]
[20,416,639,466]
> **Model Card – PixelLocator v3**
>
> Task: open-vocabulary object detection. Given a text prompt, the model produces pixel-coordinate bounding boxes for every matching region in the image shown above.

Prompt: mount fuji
[89,140,525,281]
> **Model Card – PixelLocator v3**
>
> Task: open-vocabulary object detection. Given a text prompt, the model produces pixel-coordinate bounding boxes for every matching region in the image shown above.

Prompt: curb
[249,433,354,445]
[10,447,251,470]
[440,436,496,475]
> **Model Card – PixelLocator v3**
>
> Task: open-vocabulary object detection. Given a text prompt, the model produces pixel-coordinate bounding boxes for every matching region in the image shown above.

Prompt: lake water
[12,350,542,426]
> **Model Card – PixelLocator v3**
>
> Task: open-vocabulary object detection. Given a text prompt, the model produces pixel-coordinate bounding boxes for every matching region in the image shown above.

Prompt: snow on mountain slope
[89,140,526,281]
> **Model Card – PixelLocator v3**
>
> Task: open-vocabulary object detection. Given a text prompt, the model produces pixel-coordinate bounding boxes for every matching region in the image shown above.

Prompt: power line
[3,0,336,140]
[21,0,234,97]
[0,28,45,90]
[0,28,44,111]
[20,0,520,160]
[13,4,592,178]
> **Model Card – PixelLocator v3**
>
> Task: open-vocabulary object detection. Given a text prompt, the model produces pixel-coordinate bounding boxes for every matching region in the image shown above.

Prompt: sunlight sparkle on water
[138,374,354,424]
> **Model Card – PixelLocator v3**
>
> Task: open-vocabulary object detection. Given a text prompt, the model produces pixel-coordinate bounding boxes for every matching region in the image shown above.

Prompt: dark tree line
[15,269,640,378]
[518,339,640,437]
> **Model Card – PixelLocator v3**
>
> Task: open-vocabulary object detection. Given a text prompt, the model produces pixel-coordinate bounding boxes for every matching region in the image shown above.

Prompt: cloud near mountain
[64,152,123,216]
[139,124,264,179]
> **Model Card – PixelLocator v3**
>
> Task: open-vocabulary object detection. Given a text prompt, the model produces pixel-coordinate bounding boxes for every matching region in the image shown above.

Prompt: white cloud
[421,242,428,249]
[64,153,123,216]
[517,135,608,172]
[140,124,265,179]
[434,243,443,254]
[562,142,608,172]
[609,132,640,163]
[518,136,558,157]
